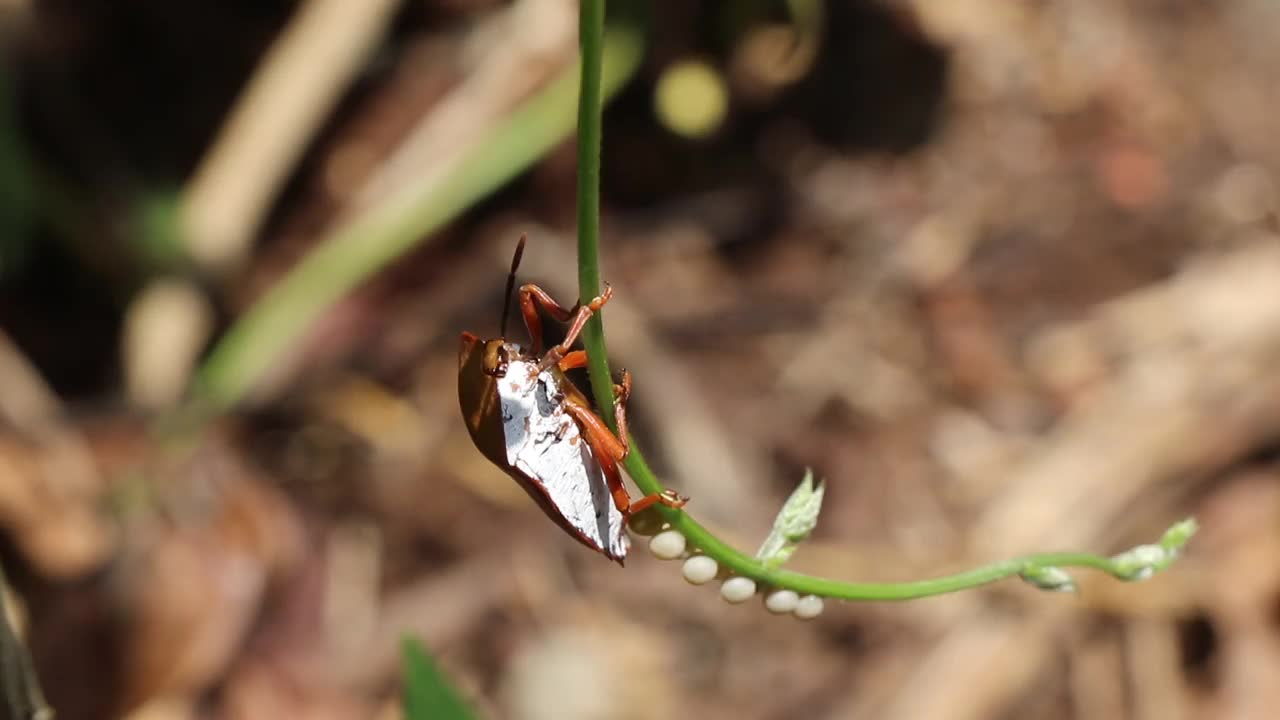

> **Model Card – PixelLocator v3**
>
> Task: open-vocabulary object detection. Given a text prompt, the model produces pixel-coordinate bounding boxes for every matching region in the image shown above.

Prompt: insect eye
[482,340,510,377]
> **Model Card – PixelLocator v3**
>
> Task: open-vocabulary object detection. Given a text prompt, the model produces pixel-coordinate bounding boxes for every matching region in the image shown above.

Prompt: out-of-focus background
[0,0,1276,718]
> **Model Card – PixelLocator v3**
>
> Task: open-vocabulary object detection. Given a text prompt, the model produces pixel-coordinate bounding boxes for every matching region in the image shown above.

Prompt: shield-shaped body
[457,258,684,564]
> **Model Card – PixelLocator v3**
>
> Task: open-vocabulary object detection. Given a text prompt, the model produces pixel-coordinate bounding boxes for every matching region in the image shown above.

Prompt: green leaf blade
[401,636,477,720]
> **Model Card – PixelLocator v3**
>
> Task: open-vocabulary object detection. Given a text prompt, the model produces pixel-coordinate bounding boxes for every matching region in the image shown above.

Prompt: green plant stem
[573,0,1189,601]
[575,0,617,430]
[625,443,1159,600]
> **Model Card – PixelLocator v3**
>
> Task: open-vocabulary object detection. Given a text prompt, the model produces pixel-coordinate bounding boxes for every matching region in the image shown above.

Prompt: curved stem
[574,0,1192,600]
[623,442,1190,600]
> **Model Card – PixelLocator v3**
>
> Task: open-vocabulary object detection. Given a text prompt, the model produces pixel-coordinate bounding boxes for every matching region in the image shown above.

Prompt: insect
[458,236,687,564]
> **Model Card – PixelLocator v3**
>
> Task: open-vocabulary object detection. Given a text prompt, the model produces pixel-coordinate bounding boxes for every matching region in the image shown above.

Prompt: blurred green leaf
[132,190,187,271]
[195,20,645,409]
[401,636,477,720]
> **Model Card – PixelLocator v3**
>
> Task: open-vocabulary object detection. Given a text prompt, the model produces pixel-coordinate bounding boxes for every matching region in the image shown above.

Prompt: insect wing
[498,360,629,561]
[457,333,507,467]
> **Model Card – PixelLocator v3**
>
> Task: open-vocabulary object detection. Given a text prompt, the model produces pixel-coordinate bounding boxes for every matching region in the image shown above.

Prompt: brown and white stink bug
[458,236,687,563]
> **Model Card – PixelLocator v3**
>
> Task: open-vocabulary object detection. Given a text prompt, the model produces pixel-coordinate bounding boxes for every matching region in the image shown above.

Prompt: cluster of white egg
[643,528,824,619]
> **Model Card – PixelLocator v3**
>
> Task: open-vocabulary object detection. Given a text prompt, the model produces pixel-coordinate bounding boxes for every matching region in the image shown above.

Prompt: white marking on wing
[499,361,628,559]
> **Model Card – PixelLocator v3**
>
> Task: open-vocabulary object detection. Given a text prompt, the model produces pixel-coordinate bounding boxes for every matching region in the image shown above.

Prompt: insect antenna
[499,233,527,337]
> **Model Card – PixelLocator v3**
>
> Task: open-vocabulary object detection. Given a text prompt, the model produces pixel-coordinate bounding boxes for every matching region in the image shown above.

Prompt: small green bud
[1103,518,1197,581]
[1110,544,1169,581]
[755,469,825,568]
[1019,565,1077,593]
[1159,517,1198,555]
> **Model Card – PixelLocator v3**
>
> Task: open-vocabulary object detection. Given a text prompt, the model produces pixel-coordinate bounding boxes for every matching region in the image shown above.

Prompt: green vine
[573,0,1193,600]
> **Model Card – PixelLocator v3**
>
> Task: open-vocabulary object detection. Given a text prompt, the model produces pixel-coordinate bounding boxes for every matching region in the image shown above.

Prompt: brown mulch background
[3,1,1280,718]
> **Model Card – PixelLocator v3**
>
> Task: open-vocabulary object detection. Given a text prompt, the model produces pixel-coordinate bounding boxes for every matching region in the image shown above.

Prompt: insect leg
[625,488,689,515]
[559,354,631,451]
[563,400,633,513]
[564,389,689,517]
[610,369,632,457]
[557,357,629,411]
[518,283,579,355]
[563,401,626,461]
[536,284,613,371]
[557,350,589,372]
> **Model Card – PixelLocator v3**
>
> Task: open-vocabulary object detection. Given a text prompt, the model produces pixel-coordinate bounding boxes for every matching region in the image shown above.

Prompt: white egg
[681,555,719,585]
[793,595,825,620]
[648,530,687,560]
[720,576,757,604]
[764,589,800,614]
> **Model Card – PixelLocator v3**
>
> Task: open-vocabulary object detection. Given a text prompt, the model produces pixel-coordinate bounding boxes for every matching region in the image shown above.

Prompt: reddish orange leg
[562,371,688,518]
[523,284,613,372]
[557,350,589,372]
[625,490,687,516]
[559,354,632,419]
[518,283,578,356]
[610,369,632,456]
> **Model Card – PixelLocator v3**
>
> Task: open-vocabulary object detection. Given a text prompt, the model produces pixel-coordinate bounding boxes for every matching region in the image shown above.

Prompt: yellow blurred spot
[654,59,728,139]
